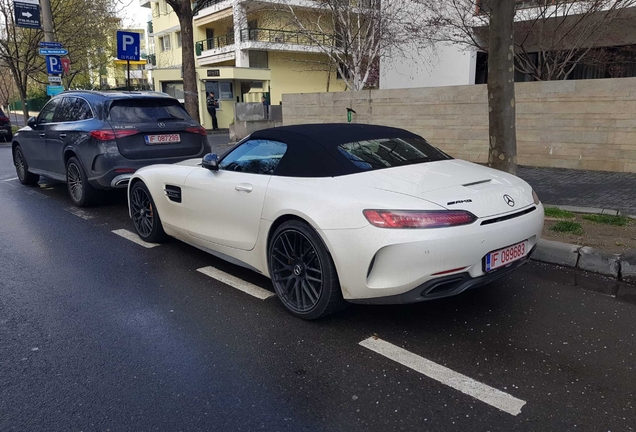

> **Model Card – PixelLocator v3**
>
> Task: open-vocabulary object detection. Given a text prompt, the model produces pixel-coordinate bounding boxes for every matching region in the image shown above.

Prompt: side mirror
[27,116,37,128]
[202,153,219,171]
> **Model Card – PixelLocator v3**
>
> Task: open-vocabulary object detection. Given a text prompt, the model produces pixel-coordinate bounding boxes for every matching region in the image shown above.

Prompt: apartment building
[381,0,636,89]
[141,0,346,129]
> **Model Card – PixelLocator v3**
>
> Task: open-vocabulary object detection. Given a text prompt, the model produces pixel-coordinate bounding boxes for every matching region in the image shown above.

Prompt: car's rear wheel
[66,156,97,207]
[13,145,39,185]
[269,220,346,320]
[129,181,167,243]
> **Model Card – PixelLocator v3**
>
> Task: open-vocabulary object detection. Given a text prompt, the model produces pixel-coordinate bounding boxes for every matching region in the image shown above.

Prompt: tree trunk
[176,4,200,123]
[487,0,517,175]
[20,87,28,122]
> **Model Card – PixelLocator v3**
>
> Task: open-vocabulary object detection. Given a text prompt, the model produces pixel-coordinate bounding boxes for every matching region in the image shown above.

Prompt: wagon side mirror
[202,153,219,171]
[27,116,37,128]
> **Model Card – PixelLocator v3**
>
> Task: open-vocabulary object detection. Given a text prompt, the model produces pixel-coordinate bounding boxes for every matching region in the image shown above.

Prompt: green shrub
[551,221,583,235]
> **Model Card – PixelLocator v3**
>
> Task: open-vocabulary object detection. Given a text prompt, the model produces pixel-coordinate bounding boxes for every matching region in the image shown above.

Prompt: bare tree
[487,0,517,174]
[165,0,205,122]
[430,0,636,81]
[262,0,435,91]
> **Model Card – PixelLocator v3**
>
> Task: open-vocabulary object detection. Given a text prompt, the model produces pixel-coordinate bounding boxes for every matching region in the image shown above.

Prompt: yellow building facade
[141,0,346,129]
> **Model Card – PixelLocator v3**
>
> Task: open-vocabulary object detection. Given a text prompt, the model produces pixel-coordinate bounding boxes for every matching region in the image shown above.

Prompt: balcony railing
[195,33,235,56]
[147,20,153,35]
[241,28,333,46]
[147,54,156,66]
[194,0,230,14]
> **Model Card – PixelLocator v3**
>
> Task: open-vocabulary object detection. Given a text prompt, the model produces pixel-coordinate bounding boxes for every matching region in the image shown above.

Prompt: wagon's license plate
[145,134,181,144]
[485,240,529,272]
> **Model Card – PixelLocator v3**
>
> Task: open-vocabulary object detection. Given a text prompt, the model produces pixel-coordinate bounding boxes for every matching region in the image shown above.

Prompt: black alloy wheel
[269,221,346,320]
[13,145,39,185]
[129,182,167,243]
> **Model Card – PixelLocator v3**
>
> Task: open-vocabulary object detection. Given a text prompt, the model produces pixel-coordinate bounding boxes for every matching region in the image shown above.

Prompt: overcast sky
[120,0,151,29]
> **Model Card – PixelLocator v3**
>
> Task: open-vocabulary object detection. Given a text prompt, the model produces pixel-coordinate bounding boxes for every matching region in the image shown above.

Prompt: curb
[531,239,635,283]
[544,204,624,217]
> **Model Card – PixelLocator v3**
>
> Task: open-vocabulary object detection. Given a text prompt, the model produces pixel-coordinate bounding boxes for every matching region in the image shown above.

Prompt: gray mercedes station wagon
[12,91,210,206]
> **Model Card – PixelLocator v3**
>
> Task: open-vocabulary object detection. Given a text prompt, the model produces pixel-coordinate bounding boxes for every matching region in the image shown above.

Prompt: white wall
[380,42,476,89]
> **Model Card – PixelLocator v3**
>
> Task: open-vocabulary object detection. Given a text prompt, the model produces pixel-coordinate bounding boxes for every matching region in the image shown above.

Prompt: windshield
[338,137,451,171]
[108,99,190,123]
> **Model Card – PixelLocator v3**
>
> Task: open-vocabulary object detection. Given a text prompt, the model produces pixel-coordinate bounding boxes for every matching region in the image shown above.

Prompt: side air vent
[164,185,182,203]
[481,206,536,226]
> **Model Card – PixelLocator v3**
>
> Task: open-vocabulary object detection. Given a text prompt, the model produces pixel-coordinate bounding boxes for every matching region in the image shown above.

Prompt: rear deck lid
[107,98,205,160]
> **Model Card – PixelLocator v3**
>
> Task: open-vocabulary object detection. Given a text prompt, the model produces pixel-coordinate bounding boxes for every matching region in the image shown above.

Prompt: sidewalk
[517,166,636,215]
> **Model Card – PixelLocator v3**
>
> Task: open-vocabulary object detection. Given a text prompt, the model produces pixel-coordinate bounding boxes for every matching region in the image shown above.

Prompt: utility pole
[40,0,55,43]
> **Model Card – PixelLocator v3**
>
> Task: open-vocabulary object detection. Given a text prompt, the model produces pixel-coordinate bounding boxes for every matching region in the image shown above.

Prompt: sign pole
[40,0,54,43]
[127,60,131,92]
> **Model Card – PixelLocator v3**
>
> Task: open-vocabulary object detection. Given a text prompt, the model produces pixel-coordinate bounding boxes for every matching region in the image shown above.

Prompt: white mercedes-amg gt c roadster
[128,124,544,319]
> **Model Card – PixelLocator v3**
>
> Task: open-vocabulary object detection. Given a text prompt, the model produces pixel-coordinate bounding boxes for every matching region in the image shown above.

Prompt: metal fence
[241,28,332,46]
[195,33,235,55]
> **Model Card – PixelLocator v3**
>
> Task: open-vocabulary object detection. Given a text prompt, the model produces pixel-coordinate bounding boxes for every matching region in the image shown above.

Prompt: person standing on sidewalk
[206,92,219,130]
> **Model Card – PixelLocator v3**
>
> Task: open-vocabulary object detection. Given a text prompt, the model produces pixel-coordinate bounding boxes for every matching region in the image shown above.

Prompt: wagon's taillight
[186,126,207,136]
[363,210,476,229]
[90,129,138,140]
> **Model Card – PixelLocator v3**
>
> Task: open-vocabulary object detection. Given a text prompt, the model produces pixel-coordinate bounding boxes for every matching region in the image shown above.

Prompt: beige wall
[282,78,636,173]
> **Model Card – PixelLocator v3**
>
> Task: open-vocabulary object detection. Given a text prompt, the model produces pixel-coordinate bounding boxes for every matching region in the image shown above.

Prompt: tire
[269,220,347,320]
[66,156,97,207]
[129,181,167,243]
[13,145,40,185]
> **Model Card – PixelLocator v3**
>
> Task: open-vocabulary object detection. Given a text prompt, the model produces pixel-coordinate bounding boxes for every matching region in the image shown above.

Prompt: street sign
[40,41,63,48]
[46,85,64,96]
[117,31,141,61]
[61,58,70,74]
[46,56,63,74]
[39,48,68,56]
[14,1,41,29]
[48,76,62,83]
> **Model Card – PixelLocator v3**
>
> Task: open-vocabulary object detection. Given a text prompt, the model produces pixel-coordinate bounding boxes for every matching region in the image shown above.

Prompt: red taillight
[90,129,138,141]
[186,126,207,136]
[363,210,476,229]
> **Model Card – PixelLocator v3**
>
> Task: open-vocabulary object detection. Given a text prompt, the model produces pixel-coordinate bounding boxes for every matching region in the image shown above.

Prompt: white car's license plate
[145,134,181,144]
[485,240,529,272]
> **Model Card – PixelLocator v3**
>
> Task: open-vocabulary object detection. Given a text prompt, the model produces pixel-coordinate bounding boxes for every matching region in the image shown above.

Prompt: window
[219,140,287,175]
[37,99,59,124]
[338,137,451,171]
[162,81,185,100]
[160,35,171,52]
[249,51,268,69]
[53,97,93,122]
[175,31,182,48]
[219,82,233,100]
[108,99,190,123]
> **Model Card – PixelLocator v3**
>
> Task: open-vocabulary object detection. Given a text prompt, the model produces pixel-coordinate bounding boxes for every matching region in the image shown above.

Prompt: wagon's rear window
[338,137,451,171]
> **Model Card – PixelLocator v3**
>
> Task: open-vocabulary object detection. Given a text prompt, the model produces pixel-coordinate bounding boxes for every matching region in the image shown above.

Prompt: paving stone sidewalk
[517,166,636,215]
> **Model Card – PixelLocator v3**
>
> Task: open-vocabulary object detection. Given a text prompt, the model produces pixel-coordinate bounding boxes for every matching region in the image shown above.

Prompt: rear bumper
[348,246,535,305]
[87,144,210,190]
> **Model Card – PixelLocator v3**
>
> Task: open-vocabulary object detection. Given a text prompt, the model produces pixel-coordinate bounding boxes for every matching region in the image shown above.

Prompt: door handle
[235,183,253,193]
[39,133,45,138]
[59,133,67,139]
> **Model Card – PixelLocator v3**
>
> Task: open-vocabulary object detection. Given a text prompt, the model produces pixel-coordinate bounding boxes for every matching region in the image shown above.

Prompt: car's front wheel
[13,145,39,185]
[129,181,167,243]
[269,220,346,320]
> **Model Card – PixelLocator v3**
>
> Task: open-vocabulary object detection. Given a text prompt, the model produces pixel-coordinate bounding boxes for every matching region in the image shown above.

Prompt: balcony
[196,33,236,65]
[139,0,155,8]
[240,28,332,52]
[194,0,232,21]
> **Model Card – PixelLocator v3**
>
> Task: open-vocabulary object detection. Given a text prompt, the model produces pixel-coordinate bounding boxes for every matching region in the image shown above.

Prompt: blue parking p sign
[117,31,141,61]
[46,56,63,74]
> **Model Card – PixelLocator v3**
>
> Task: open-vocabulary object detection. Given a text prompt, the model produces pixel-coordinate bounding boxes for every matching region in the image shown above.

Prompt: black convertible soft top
[247,123,424,178]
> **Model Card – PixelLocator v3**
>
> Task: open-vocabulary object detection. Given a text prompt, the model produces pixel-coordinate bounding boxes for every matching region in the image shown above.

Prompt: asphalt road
[0,143,635,432]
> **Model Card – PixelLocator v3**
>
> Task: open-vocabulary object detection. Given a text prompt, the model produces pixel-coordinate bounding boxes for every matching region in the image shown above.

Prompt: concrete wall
[283,77,636,173]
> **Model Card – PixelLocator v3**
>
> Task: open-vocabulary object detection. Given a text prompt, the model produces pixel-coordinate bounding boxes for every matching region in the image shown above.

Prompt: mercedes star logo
[158,122,166,128]
[503,194,515,207]
[293,265,302,276]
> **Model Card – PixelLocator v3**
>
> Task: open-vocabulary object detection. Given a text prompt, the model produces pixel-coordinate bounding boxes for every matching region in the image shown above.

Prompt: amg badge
[447,199,473,206]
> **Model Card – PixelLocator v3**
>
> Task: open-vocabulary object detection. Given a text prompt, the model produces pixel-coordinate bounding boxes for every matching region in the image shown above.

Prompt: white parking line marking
[2,177,18,182]
[359,337,526,416]
[65,207,95,220]
[111,229,160,249]
[197,266,275,300]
